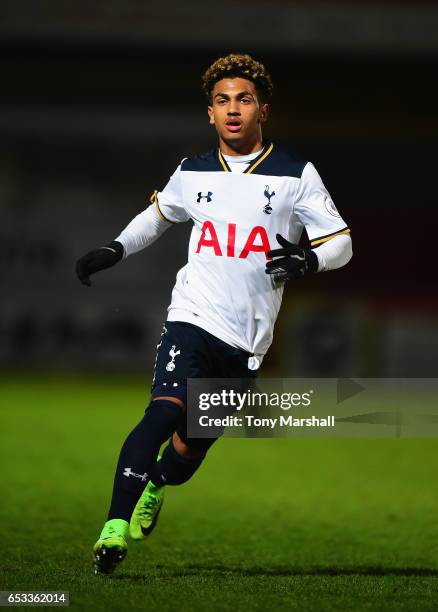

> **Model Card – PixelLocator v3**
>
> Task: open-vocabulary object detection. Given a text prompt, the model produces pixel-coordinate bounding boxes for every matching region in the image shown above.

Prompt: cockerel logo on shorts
[166,345,181,372]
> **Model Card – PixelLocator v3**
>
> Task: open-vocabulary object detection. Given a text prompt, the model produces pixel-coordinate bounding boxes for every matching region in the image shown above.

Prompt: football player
[76,53,352,574]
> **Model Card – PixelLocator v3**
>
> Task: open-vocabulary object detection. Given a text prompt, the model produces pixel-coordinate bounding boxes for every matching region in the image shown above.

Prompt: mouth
[225,119,242,133]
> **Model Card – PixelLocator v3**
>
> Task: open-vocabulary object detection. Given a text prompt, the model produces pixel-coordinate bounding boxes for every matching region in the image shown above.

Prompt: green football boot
[93,519,129,575]
[130,481,165,540]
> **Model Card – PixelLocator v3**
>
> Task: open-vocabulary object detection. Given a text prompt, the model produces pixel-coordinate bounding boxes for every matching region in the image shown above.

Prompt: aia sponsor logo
[195,221,273,259]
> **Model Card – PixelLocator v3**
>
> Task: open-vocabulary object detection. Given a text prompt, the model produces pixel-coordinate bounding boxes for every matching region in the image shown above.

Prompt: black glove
[76,241,124,286]
[265,234,318,282]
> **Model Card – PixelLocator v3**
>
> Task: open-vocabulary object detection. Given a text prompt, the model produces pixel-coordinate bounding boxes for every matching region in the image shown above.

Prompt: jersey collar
[217,142,274,174]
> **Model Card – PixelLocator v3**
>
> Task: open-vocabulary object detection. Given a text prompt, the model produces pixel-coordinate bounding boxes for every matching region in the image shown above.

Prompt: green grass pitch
[1,377,438,611]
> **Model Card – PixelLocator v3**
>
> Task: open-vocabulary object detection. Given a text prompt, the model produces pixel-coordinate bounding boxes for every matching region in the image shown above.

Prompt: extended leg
[93,396,184,574]
[107,396,184,521]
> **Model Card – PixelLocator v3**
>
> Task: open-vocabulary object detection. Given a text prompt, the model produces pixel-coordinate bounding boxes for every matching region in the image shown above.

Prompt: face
[207,77,269,150]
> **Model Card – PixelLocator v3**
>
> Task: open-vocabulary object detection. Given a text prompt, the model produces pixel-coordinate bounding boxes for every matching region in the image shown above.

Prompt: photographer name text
[199,415,335,428]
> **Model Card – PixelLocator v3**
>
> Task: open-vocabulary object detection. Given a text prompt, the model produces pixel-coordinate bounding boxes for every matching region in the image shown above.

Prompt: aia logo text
[196,221,273,259]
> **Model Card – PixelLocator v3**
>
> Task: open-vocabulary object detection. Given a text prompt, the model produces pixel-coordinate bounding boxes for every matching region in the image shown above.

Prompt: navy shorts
[151,321,257,450]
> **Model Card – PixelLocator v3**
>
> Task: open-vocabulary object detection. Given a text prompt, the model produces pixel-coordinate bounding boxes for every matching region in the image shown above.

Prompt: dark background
[1,0,437,378]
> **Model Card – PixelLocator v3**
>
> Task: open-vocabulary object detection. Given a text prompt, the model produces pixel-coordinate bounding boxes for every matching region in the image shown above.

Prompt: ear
[259,103,269,124]
[207,106,215,125]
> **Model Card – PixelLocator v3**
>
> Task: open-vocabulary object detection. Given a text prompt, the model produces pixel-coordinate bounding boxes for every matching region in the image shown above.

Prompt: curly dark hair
[202,53,273,103]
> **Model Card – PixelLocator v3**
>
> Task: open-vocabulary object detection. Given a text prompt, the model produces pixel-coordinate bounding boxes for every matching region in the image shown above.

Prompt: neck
[219,133,264,156]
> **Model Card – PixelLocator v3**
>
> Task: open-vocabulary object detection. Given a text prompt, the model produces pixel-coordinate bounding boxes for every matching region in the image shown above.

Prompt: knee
[172,432,206,460]
[152,395,186,411]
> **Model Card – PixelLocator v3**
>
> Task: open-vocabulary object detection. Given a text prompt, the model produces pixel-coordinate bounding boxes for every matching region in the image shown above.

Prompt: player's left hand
[265,233,318,282]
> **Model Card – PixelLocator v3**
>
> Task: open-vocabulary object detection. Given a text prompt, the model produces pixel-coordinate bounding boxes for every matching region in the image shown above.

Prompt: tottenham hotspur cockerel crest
[263,186,275,214]
[166,345,181,372]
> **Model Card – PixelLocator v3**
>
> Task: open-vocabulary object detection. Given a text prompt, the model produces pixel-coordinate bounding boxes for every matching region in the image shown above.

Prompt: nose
[227,101,241,115]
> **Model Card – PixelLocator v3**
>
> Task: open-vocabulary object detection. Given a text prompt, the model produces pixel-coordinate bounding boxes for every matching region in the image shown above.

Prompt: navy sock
[107,399,184,521]
[150,439,205,486]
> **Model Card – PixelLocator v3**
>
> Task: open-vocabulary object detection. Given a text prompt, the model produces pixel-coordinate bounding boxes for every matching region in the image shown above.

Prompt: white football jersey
[153,142,350,368]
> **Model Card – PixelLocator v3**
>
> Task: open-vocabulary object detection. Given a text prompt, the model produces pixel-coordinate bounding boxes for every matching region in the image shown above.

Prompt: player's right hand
[75,241,124,286]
